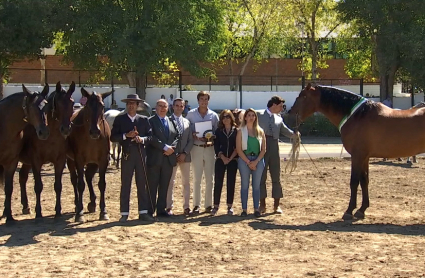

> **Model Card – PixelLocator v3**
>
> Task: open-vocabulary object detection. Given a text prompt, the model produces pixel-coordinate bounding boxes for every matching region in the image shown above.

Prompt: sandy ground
[1,157,425,277]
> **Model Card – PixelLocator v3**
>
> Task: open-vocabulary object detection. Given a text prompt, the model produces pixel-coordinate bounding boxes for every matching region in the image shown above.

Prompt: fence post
[179,71,182,98]
[78,71,81,87]
[411,85,415,107]
[270,76,273,91]
[301,76,305,89]
[360,78,364,96]
[239,75,242,108]
[44,68,48,85]
[209,76,212,92]
[111,74,115,104]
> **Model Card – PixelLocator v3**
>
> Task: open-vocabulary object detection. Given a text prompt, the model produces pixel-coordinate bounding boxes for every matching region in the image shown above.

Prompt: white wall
[3,84,414,111]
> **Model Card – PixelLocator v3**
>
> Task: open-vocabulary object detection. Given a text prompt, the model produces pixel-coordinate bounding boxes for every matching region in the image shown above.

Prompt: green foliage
[285,113,340,137]
[60,0,227,80]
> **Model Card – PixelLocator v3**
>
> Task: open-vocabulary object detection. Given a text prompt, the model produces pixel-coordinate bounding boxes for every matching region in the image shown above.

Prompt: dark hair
[197,91,210,100]
[218,109,237,129]
[173,98,184,105]
[267,95,285,108]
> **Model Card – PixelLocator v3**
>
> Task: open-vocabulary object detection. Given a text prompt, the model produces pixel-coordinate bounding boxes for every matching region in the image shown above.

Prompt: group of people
[111,91,299,222]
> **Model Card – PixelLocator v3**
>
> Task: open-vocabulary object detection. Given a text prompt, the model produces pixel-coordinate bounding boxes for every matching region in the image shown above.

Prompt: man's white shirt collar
[266,108,273,117]
[127,114,137,122]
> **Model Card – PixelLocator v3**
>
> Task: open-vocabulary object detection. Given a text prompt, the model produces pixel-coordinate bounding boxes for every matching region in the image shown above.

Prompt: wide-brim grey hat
[121,94,142,103]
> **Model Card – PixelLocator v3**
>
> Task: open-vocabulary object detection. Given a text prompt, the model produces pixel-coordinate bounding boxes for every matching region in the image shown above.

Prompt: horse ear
[22,84,33,96]
[56,81,62,93]
[102,90,114,100]
[305,83,311,90]
[66,81,76,97]
[81,87,90,98]
[41,83,49,98]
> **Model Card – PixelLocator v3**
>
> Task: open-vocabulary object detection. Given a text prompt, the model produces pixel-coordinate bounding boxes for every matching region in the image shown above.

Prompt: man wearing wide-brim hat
[110,94,154,222]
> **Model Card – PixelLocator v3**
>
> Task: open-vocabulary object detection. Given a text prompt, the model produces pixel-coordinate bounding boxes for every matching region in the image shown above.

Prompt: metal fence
[7,67,365,94]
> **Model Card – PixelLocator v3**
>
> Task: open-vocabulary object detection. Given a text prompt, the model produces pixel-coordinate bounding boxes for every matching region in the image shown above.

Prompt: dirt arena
[1,157,425,277]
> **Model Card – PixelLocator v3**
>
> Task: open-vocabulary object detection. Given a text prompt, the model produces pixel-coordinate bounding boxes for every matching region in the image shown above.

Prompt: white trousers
[191,145,215,208]
[166,162,191,210]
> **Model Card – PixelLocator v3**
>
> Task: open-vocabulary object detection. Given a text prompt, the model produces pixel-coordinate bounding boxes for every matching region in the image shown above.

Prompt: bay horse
[289,83,425,221]
[0,84,50,223]
[19,81,75,219]
[67,87,112,222]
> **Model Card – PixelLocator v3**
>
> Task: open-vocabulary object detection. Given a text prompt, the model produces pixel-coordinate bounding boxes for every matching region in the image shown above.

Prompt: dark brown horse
[19,82,75,219]
[67,87,112,222]
[0,84,50,223]
[289,84,425,221]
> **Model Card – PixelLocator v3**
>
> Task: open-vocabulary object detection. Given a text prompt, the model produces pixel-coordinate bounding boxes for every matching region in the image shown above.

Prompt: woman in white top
[236,108,266,217]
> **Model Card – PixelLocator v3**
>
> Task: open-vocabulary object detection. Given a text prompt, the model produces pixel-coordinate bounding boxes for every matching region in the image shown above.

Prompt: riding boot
[259,198,266,213]
[274,198,283,214]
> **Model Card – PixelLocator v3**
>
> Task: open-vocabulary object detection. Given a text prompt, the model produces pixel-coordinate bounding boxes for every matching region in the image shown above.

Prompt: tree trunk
[135,72,147,100]
[0,74,3,100]
[126,71,147,100]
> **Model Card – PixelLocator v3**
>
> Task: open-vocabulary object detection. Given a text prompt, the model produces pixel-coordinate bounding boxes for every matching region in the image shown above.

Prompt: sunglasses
[222,115,231,119]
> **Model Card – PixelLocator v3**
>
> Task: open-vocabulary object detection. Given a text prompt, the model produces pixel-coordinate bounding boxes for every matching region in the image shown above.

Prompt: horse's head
[22,84,50,140]
[81,87,113,139]
[232,108,245,127]
[50,81,75,138]
[289,83,320,123]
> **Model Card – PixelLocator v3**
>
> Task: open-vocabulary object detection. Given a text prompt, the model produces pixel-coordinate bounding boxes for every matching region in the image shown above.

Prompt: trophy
[203,129,214,146]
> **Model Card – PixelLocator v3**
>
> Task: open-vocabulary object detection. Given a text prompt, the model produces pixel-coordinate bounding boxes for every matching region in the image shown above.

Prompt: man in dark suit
[110,94,154,222]
[147,99,180,217]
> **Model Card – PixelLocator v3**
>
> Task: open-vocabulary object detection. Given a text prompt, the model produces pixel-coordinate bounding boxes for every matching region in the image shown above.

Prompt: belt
[245,152,258,156]
[194,144,214,148]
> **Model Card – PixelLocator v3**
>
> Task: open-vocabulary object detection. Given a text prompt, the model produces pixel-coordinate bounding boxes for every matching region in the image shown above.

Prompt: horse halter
[22,93,47,122]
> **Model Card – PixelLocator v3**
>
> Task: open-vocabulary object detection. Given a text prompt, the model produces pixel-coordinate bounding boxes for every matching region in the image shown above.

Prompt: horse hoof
[354,210,365,219]
[87,203,96,213]
[99,213,109,221]
[75,215,85,223]
[342,213,354,221]
[22,208,31,215]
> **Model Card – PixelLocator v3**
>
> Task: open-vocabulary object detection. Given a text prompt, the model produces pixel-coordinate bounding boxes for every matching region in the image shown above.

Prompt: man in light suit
[258,95,299,214]
[166,98,194,216]
[147,99,180,217]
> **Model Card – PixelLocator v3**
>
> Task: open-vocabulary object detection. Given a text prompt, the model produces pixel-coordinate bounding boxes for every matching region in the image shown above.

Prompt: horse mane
[318,86,376,117]
[0,92,25,104]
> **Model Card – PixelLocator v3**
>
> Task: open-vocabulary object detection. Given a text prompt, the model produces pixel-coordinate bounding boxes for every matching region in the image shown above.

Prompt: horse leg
[342,156,365,220]
[32,164,44,219]
[67,159,79,213]
[74,161,86,223]
[85,163,98,213]
[18,164,32,215]
[2,162,18,223]
[53,159,66,218]
[98,162,109,220]
[354,159,370,219]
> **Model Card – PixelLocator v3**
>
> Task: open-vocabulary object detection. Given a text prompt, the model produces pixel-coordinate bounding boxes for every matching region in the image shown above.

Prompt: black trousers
[120,145,149,214]
[147,160,173,215]
[213,158,238,206]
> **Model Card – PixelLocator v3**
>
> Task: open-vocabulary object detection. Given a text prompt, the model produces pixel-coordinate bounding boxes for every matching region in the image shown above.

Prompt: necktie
[161,118,169,137]
[268,114,274,136]
[176,117,183,134]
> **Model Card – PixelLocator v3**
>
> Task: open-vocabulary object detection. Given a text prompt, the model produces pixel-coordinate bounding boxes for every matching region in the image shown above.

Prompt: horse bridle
[22,93,47,122]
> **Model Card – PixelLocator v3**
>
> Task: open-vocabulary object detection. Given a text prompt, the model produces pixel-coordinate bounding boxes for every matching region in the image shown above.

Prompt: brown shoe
[184,208,192,216]
[192,206,200,214]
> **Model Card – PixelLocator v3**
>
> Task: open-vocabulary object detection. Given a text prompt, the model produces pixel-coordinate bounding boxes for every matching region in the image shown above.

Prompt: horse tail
[0,165,4,192]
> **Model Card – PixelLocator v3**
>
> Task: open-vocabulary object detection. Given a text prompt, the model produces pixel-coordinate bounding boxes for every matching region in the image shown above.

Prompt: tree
[284,0,342,81]
[59,0,227,99]
[0,0,57,99]
[337,0,424,100]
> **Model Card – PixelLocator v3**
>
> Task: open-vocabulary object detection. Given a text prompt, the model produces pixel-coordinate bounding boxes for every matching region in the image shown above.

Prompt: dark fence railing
[7,67,365,94]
